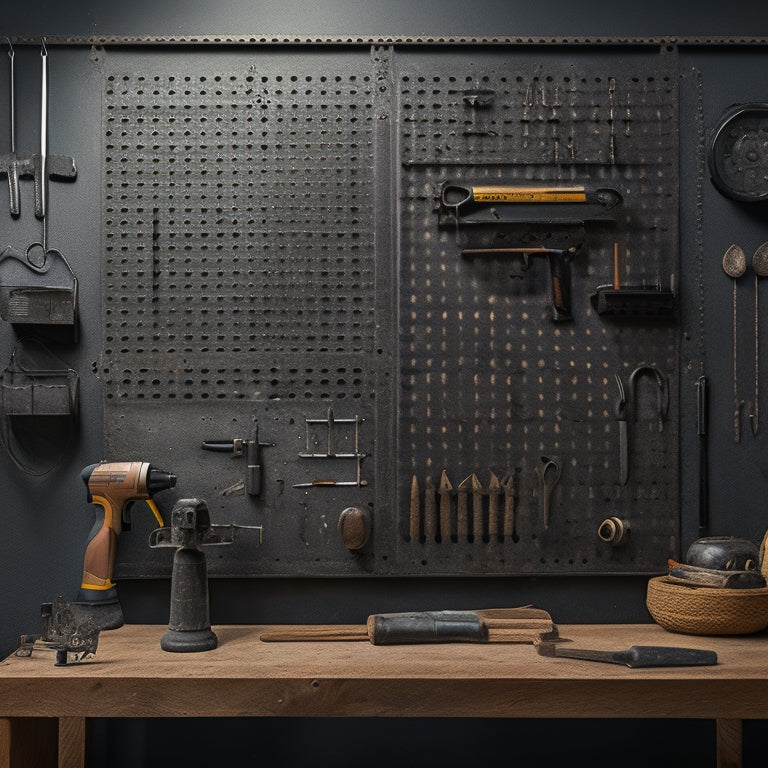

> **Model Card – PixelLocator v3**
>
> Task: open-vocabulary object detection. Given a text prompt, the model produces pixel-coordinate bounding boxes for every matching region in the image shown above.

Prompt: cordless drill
[77,461,176,623]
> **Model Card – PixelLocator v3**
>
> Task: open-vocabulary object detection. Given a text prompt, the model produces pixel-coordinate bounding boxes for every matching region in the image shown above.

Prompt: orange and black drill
[76,461,176,629]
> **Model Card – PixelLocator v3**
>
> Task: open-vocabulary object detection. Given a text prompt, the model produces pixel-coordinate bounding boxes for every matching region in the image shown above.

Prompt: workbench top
[2,623,768,720]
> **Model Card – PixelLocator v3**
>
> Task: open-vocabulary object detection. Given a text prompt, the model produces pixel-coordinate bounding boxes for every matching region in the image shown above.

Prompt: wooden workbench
[1,623,766,768]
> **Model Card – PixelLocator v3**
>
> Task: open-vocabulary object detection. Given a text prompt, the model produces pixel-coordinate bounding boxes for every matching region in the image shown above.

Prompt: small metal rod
[696,375,709,536]
[733,278,740,442]
[6,38,14,153]
[752,272,759,437]
[461,246,554,256]
[354,414,362,485]
[293,479,368,488]
[39,38,48,247]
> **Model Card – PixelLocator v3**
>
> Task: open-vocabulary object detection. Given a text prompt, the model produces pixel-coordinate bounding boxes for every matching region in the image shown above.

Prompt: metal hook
[6,37,13,57]
[629,365,668,429]
[41,37,47,56]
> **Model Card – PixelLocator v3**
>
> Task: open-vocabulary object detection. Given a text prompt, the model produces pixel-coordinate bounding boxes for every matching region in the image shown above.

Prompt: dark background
[3,1,768,766]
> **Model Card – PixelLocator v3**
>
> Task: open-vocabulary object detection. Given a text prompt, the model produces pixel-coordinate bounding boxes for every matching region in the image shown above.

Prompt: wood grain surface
[1,624,767,720]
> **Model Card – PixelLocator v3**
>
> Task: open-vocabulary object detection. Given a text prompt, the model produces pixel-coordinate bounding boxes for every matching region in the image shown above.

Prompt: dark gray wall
[2,2,768,766]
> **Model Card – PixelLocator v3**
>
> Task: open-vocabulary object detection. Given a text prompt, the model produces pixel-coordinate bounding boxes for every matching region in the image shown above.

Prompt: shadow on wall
[92,716,720,768]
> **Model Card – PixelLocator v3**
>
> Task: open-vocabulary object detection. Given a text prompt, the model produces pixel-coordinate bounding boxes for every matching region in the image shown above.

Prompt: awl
[536,642,717,667]
[259,607,558,645]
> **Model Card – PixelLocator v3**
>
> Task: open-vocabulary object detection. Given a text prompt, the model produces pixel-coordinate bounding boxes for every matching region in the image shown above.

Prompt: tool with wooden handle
[259,607,558,645]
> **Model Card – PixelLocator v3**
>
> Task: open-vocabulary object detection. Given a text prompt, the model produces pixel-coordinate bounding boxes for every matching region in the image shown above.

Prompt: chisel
[259,607,558,645]
[536,642,717,667]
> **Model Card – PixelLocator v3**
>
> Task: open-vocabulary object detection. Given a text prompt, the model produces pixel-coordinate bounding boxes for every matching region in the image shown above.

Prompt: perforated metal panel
[99,45,679,578]
[395,48,680,574]
[102,54,376,405]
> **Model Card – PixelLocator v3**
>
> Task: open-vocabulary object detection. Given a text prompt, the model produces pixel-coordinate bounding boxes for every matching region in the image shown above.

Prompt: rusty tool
[201,421,273,496]
[502,473,516,540]
[409,475,420,542]
[457,475,471,540]
[462,244,579,322]
[260,607,559,644]
[722,244,746,442]
[696,375,709,536]
[424,474,436,541]
[536,455,562,529]
[438,470,452,541]
[487,472,501,540]
[471,473,484,542]
[293,478,368,488]
[536,641,717,667]
[16,596,100,666]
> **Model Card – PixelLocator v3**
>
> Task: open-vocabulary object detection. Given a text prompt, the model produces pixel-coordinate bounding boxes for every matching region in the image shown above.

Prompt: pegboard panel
[395,47,680,574]
[101,52,376,404]
[99,45,680,579]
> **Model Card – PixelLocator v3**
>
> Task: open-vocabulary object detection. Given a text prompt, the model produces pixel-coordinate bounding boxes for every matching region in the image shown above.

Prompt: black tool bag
[0,244,78,327]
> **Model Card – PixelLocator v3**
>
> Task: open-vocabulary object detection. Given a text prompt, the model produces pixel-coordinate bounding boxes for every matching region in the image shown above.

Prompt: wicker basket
[646,576,768,635]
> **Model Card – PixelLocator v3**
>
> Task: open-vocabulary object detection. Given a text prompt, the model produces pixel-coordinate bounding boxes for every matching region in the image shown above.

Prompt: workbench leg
[0,719,9,768]
[57,717,88,768]
[0,717,58,768]
[716,718,742,768]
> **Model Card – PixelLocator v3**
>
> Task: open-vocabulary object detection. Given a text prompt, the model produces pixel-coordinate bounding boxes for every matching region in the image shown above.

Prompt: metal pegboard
[395,47,680,574]
[99,45,680,578]
[101,52,377,404]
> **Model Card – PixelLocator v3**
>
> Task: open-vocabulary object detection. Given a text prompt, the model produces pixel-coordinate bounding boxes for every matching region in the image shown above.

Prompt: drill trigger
[122,500,134,530]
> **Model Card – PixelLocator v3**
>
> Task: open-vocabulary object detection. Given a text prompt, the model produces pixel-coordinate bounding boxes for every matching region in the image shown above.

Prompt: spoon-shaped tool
[751,242,768,436]
[722,244,746,442]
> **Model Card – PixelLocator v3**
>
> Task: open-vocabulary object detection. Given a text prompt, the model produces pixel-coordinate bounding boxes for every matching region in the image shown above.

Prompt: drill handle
[80,497,118,592]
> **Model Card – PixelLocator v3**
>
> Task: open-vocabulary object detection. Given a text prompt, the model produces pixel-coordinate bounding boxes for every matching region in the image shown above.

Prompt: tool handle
[547,249,573,321]
[259,625,370,642]
[2,156,20,216]
[80,497,119,592]
[626,646,717,667]
[368,611,487,645]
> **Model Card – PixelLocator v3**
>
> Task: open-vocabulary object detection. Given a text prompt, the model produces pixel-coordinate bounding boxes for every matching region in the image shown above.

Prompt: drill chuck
[148,468,177,495]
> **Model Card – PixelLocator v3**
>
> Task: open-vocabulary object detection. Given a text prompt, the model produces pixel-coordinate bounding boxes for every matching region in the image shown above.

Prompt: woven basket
[646,576,768,635]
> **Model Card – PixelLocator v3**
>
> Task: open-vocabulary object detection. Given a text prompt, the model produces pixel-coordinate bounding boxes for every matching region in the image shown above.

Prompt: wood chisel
[259,607,558,645]
[536,642,717,667]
